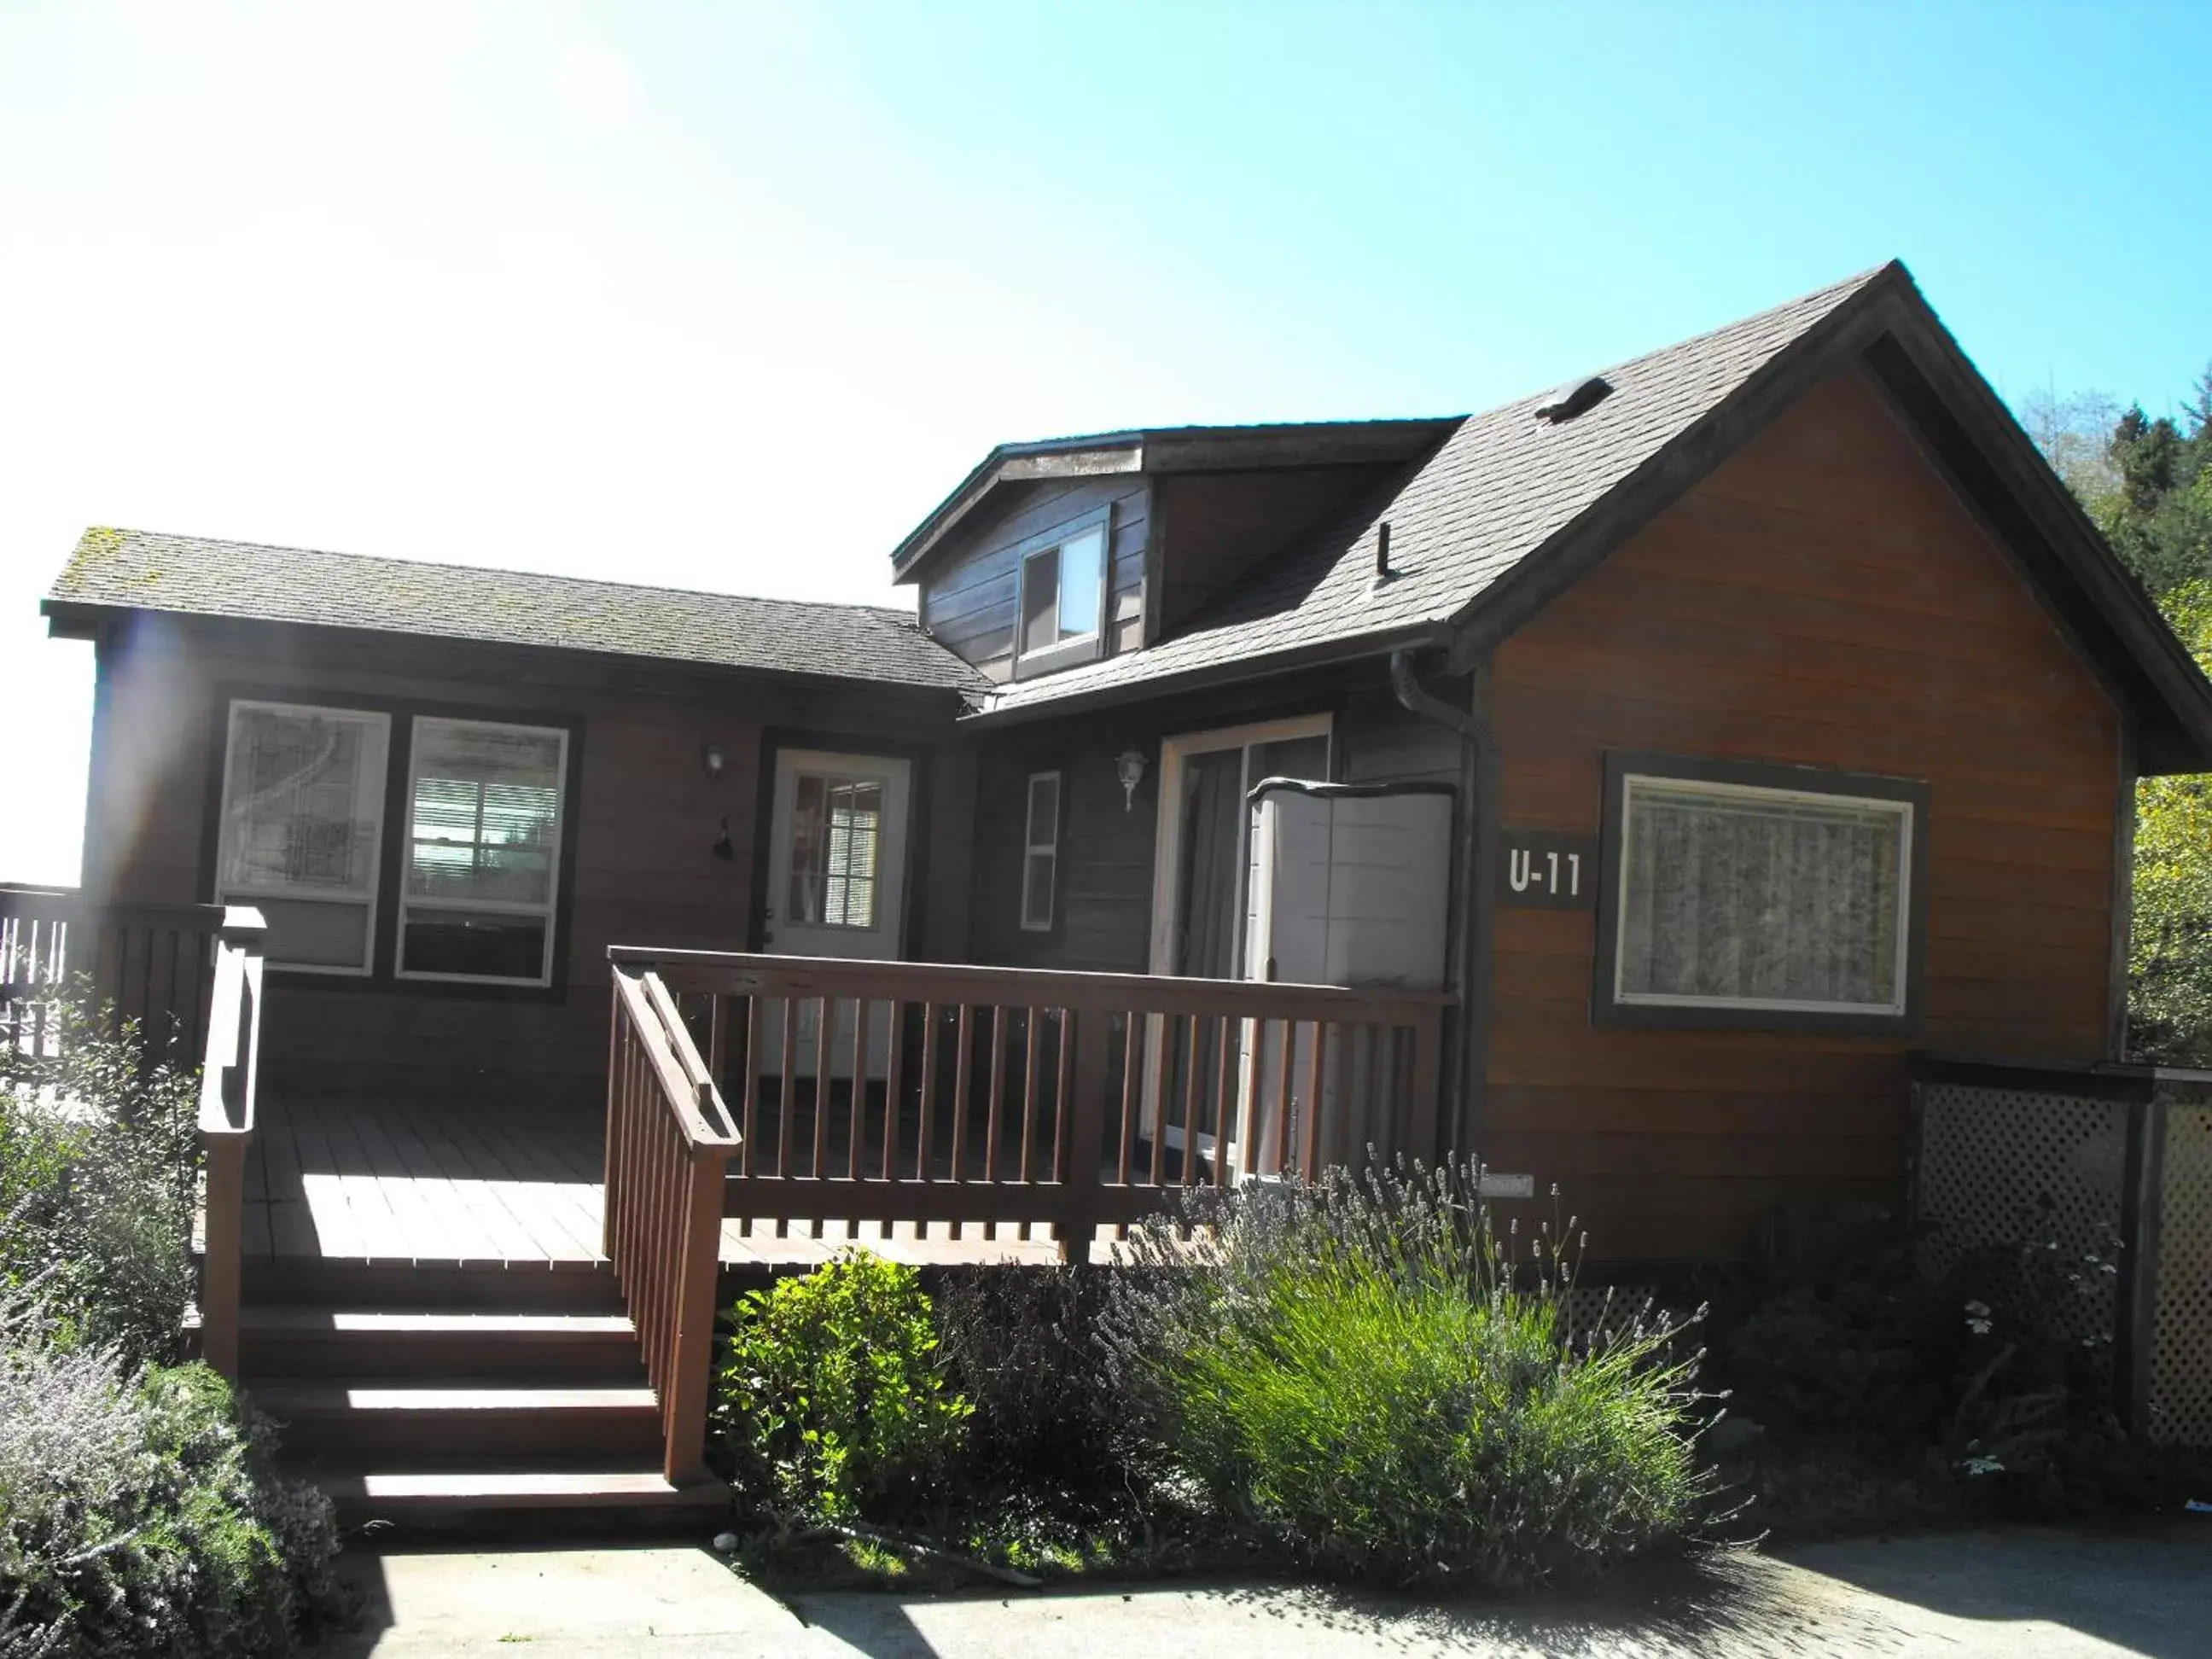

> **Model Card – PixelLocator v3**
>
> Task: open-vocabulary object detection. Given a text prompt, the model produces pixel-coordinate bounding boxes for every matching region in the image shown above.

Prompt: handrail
[610,946,1454,1024]
[195,906,266,1379]
[605,965,739,1484]
[1,885,226,1064]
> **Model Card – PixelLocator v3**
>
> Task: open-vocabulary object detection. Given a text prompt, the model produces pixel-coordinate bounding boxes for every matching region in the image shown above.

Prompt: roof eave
[955,621,1452,731]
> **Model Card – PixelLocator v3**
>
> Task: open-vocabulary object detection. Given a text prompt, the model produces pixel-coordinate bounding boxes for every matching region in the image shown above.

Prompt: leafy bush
[713,1249,971,1519]
[1100,1167,1709,1591]
[0,993,199,1366]
[0,1295,341,1658]
[934,1265,1141,1498]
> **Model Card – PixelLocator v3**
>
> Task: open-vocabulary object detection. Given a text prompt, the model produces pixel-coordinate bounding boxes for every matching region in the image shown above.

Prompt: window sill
[1013,634,1103,679]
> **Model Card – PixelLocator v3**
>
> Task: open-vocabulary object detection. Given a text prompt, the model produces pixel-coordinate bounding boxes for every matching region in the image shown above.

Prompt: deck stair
[236,1261,729,1531]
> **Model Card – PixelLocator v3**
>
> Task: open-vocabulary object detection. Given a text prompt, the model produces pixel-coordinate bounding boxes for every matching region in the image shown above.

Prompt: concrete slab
[311,1520,2212,1657]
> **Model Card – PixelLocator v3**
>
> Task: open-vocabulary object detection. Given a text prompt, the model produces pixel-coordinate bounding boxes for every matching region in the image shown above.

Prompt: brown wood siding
[1152,465,1392,637]
[1484,369,2124,1263]
[87,616,963,1107]
[918,477,1150,678]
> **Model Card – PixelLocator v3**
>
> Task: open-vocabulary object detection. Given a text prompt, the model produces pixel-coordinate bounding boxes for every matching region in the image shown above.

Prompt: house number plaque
[1497,830,1598,910]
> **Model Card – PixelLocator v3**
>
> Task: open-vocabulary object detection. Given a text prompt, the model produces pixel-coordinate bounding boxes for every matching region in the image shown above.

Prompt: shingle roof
[972,264,1893,719]
[44,529,987,694]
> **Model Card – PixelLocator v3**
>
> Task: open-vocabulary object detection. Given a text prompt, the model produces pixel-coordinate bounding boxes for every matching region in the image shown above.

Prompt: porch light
[1115,748,1148,813]
[701,742,726,779]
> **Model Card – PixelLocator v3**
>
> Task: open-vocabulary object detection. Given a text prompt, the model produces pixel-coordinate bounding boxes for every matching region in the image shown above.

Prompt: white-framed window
[1016,519,1108,673]
[214,701,391,975]
[397,717,569,987]
[1605,764,1918,1022]
[787,771,884,929]
[1021,771,1062,932]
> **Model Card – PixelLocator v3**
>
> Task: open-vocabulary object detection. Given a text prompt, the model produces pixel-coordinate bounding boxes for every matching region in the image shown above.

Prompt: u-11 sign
[1496,829,1599,910]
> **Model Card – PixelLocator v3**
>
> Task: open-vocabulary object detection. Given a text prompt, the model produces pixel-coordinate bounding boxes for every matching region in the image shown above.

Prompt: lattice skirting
[1912,1083,2127,1349]
[2151,1103,2212,1447]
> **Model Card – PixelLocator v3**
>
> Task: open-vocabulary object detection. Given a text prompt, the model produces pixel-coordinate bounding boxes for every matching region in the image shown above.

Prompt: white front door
[761,748,912,1079]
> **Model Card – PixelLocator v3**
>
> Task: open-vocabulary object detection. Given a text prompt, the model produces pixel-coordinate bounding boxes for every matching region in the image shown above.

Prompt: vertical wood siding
[1484,370,2125,1262]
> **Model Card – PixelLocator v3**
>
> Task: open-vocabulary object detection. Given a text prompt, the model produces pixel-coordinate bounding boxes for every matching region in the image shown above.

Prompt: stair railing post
[1055,1005,1111,1267]
[196,906,265,1381]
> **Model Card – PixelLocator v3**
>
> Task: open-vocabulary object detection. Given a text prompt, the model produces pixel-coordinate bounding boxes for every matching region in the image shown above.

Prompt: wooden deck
[241,1094,1068,1270]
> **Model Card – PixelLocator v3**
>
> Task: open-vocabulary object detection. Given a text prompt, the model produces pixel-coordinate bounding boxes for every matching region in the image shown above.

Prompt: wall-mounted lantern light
[701,742,726,780]
[1115,748,1149,813]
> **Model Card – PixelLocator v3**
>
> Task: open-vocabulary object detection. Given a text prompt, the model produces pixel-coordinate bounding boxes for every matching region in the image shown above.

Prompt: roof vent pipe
[1374,521,1392,584]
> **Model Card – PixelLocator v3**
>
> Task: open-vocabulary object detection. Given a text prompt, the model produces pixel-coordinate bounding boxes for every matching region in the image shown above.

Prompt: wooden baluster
[1407,1010,1441,1167]
[812,995,834,1215]
[708,994,729,1097]
[881,999,905,1238]
[983,1005,1007,1239]
[1017,1008,1041,1241]
[1115,1010,1140,1196]
[949,1003,972,1239]
[848,998,869,1184]
[775,997,798,1237]
[1239,1014,1263,1180]
[1271,1017,1295,1179]
[1301,1021,1329,1180]
[917,1002,939,1190]
[1211,1013,1234,1189]
[1052,1009,1074,1185]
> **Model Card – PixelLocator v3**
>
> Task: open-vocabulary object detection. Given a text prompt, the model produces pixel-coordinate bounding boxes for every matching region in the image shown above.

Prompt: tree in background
[2025,370,2212,1060]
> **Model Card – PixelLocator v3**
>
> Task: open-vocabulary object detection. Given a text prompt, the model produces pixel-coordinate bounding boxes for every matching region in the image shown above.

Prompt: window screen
[1614,774,1912,1016]
[399,718,568,984]
[215,702,390,972]
[1022,771,1061,931]
[789,773,883,928]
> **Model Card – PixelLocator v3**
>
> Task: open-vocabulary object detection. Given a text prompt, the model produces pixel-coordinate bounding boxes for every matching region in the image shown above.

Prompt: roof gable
[44,529,987,695]
[961,261,2212,772]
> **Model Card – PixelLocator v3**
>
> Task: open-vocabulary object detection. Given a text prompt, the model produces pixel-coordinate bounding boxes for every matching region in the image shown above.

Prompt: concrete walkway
[309,1521,2212,1657]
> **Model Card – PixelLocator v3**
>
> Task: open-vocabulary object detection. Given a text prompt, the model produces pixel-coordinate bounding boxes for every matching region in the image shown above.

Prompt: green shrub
[713,1249,971,1519]
[0,992,199,1366]
[1101,1167,1709,1591]
[0,1295,341,1658]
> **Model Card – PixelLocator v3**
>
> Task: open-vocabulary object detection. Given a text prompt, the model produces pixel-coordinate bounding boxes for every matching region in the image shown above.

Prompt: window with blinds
[398,718,568,985]
[1611,771,1914,1018]
[787,772,882,928]
[214,702,391,973]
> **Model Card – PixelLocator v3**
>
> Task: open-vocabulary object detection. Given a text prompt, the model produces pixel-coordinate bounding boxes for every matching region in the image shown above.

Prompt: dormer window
[1016,518,1109,676]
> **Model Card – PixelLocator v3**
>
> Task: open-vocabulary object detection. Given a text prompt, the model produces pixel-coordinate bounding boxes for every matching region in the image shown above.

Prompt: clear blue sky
[3,1,2207,882]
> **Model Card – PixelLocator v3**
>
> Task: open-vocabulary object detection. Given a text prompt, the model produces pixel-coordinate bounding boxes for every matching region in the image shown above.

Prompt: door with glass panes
[760,748,911,1080]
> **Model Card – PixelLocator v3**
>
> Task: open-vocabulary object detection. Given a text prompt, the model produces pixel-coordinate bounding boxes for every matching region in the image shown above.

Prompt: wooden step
[242,1255,623,1313]
[316,1468,727,1522]
[240,1307,645,1381]
[253,1382,663,1464]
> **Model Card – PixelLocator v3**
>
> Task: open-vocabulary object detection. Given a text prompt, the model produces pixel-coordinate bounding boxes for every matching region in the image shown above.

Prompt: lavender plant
[1096,1161,1713,1590]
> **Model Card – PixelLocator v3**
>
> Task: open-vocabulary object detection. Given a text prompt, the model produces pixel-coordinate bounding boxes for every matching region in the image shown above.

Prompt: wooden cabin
[25,257,2212,1520]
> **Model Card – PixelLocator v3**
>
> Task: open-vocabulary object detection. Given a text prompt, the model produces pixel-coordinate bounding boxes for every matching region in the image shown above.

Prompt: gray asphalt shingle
[45,529,987,694]
[975,265,1888,716]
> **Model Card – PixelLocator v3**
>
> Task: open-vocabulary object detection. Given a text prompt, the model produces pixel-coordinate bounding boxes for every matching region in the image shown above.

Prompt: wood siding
[85,616,965,1107]
[1484,370,2126,1263]
[918,477,1150,679]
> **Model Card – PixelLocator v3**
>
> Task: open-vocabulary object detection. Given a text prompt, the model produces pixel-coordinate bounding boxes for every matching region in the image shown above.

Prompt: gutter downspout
[1390,648,1500,1164]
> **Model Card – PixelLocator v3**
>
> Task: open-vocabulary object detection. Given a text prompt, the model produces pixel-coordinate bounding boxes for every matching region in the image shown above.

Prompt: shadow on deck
[241,1093,1076,1272]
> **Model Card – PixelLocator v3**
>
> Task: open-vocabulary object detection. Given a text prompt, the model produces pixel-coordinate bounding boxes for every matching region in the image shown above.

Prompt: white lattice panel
[1914,1085,2128,1348]
[2150,1104,2212,1448]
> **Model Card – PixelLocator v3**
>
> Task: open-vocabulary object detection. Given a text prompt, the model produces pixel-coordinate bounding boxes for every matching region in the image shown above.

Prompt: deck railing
[605,964,741,1486]
[195,908,266,1379]
[609,946,1452,1262]
[1,885,226,1064]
